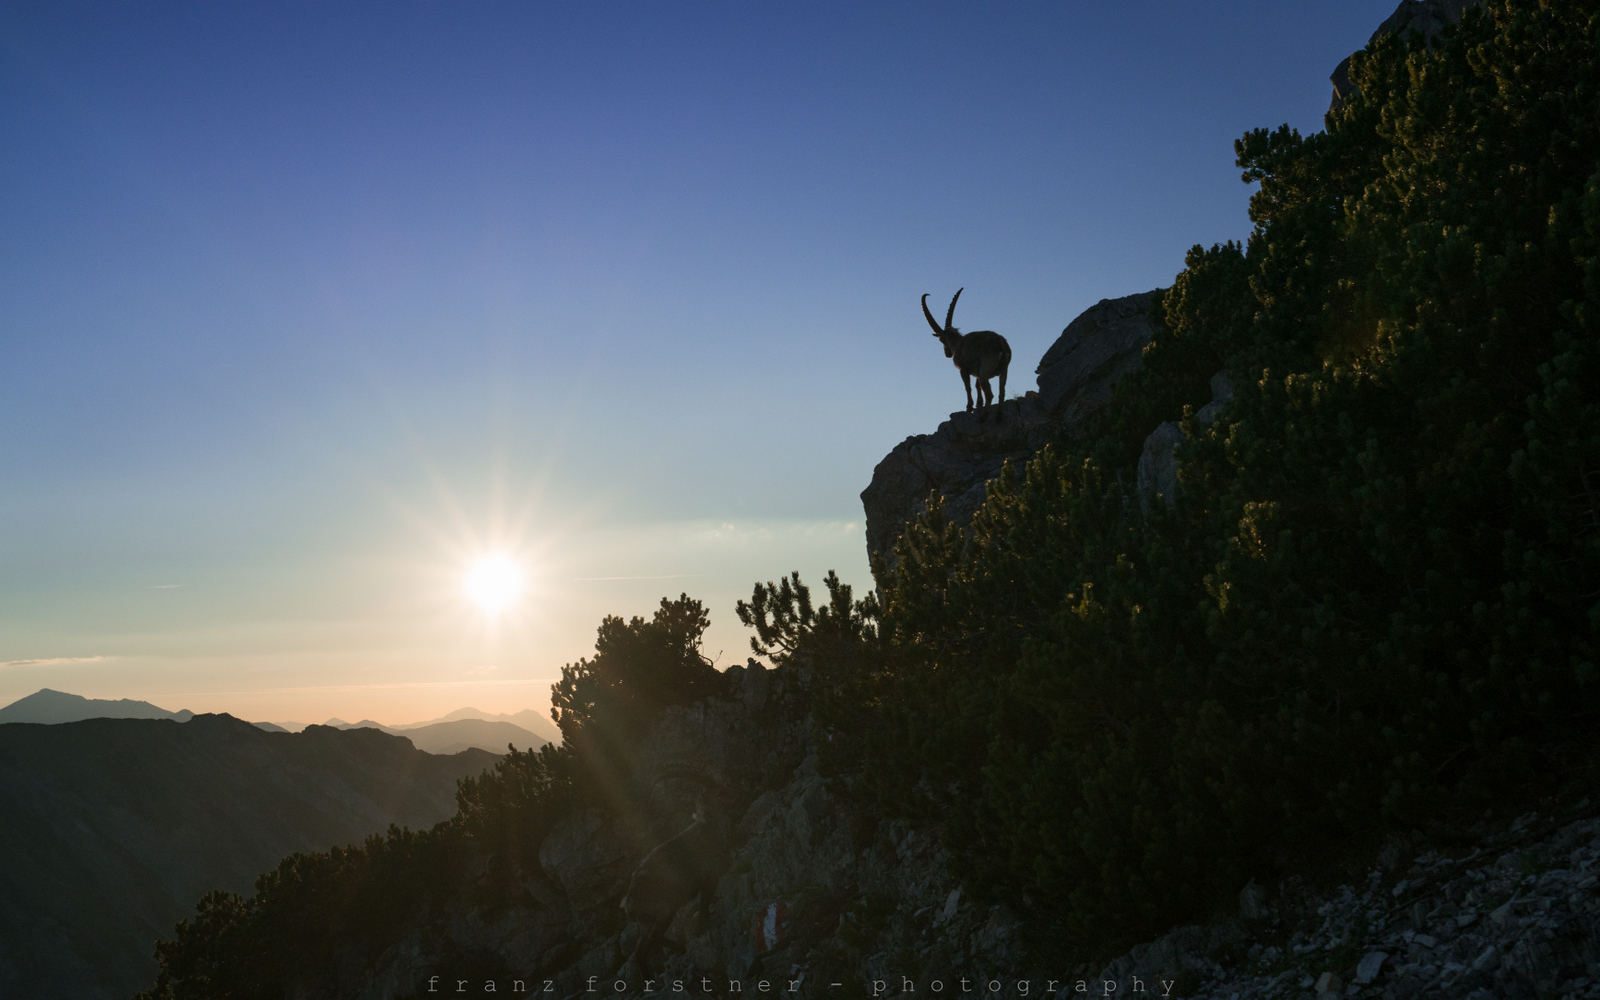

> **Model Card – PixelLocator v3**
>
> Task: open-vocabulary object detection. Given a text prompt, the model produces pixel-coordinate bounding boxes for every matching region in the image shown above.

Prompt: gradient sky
[0,1,1402,725]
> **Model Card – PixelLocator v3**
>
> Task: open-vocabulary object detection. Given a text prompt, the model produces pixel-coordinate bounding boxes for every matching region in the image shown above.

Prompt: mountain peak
[0,689,191,725]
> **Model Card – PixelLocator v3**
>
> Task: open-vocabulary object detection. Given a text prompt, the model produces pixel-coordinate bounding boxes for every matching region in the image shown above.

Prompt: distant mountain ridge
[0,712,497,1000]
[324,716,551,754]
[396,706,562,745]
[0,690,564,748]
[0,687,194,724]
[399,718,549,754]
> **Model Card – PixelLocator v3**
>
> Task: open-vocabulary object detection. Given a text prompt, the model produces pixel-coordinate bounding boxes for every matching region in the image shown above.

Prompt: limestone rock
[1136,421,1184,511]
[1355,950,1388,984]
[1095,921,1248,989]
[1035,289,1159,425]
[861,290,1159,562]
[1239,879,1268,921]
[859,395,1047,559]
[1136,371,1232,509]
[1081,805,1600,999]
[539,809,633,909]
[1330,0,1481,111]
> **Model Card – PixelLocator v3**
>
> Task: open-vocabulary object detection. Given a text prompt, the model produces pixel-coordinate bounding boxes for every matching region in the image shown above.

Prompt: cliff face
[0,714,495,1000]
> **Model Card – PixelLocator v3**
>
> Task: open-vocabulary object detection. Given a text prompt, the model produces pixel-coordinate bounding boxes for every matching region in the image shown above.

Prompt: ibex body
[923,287,1011,422]
[620,805,728,966]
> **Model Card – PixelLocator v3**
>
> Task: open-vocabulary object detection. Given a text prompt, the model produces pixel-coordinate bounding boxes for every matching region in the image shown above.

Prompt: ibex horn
[944,287,963,330]
[921,294,946,336]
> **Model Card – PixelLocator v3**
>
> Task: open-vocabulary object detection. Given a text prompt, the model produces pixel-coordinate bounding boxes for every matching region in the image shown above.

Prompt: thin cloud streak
[0,656,110,669]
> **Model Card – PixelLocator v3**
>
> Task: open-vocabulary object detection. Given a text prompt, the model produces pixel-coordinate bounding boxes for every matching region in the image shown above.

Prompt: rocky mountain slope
[255,661,1599,1000]
[1092,805,1600,1000]
[144,2,1594,997]
[255,660,1002,999]
[0,714,496,1000]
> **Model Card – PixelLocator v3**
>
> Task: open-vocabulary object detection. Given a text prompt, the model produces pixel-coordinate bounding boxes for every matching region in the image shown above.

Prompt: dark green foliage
[551,594,722,809]
[144,595,722,993]
[137,823,473,1000]
[811,0,1600,961]
[737,570,879,662]
[455,741,576,879]
[737,570,884,775]
[551,594,720,748]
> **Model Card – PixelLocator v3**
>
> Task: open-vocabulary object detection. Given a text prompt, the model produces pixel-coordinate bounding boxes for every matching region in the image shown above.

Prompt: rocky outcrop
[862,0,1497,569]
[1329,0,1481,111]
[1136,370,1233,509]
[1034,291,1161,426]
[861,290,1159,561]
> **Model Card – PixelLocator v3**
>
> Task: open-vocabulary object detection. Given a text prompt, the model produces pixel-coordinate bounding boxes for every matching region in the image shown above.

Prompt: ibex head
[920,286,1012,422]
[922,288,965,358]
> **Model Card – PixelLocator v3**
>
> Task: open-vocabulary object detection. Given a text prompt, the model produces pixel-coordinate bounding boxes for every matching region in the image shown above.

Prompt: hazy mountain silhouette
[397,705,562,744]
[397,718,549,754]
[0,688,194,724]
[326,717,398,733]
[0,713,496,1000]
[326,716,550,754]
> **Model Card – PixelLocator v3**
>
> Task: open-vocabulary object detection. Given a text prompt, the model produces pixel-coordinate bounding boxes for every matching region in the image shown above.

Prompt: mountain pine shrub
[818,0,1600,959]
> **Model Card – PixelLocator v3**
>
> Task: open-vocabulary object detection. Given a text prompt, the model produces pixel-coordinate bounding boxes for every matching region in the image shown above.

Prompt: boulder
[1035,289,1160,425]
[1136,370,1232,509]
[1330,0,1481,111]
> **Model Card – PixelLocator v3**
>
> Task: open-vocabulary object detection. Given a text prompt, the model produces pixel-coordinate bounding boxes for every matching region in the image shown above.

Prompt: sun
[464,554,525,614]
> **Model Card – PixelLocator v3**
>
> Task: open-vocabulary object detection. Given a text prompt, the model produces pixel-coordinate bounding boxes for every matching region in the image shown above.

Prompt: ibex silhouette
[620,800,729,969]
[923,287,1011,422]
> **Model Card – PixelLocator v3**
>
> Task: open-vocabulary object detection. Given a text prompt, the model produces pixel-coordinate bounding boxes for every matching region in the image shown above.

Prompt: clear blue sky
[0,1,1400,724]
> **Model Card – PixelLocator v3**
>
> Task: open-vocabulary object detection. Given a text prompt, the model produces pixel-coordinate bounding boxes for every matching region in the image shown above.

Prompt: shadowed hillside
[0,713,496,1000]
